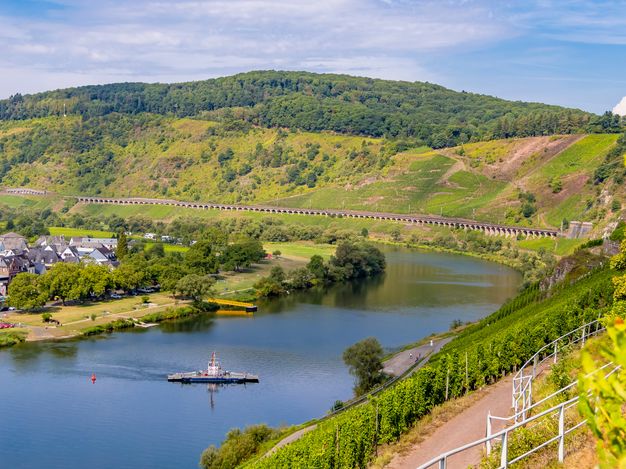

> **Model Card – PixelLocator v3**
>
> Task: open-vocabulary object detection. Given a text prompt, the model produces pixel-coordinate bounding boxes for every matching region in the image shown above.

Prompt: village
[0,232,119,297]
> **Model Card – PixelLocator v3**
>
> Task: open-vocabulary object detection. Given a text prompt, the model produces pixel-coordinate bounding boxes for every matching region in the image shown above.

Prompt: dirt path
[386,375,514,469]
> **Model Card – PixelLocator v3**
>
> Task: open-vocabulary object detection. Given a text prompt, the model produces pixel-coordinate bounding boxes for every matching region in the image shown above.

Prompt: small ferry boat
[167,352,259,384]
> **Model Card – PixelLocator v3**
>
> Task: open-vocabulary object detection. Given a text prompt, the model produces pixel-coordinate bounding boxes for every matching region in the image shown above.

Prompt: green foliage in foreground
[579,319,626,469]
[246,265,615,468]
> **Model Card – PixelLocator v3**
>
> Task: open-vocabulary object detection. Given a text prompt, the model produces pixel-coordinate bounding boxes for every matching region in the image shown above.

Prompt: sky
[0,0,625,114]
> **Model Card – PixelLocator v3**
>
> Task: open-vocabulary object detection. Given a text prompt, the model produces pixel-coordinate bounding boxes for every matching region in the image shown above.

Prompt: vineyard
[247,265,615,468]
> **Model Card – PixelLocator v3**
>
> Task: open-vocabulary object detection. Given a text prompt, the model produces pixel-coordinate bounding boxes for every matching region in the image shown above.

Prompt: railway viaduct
[75,196,560,238]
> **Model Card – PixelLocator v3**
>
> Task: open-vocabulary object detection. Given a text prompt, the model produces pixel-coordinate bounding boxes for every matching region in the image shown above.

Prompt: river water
[0,247,521,469]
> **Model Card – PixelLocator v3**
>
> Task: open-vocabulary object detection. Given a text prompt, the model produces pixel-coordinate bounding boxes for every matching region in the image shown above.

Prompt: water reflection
[0,246,521,469]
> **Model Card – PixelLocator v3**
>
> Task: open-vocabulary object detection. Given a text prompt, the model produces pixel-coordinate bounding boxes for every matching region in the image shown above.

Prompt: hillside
[0,71,598,147]
[0,113,623,230]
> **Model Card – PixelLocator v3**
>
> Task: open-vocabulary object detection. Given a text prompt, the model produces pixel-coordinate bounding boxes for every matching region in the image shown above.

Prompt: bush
[200,425,279,469]
[41,312,52,323]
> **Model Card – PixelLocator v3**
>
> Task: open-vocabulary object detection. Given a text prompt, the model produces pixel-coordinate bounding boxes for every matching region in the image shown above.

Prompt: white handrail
[417,364,621,469]
[512,317,605,420]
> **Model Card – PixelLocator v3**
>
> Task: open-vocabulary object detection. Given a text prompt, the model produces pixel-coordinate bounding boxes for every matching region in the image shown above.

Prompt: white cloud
[614,96,626,116]
[0,0,513,97]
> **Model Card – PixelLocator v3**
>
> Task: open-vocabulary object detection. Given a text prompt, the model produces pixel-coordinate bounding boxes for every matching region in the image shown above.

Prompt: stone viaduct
[76,196,560,238]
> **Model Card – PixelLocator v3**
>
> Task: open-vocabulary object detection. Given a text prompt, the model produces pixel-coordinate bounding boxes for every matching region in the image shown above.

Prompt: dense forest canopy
[1,70,618,147]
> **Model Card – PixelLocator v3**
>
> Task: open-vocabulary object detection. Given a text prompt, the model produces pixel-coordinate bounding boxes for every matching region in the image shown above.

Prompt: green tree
[7,273,47,311]
[175,274,215,301]
[253,277,284,297]
[112,259,148,292]
[184,241,219,274]
[269,266,285,284]
[221,240,265,272]
[81,264,113,298]
[343,337,385,395]
[199,425,278,469]
[116,231,128,259]
[40,263,84,305]
[307,255,328,281]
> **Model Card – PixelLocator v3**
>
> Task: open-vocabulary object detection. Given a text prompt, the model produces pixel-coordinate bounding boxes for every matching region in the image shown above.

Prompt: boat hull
[167,372,259,384]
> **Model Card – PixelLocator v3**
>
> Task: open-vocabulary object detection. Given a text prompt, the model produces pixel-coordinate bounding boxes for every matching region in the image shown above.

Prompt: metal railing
[417,365,621,469]
[512,317,605,421]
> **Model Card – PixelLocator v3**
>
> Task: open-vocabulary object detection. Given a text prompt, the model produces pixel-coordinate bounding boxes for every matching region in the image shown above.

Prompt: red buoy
[91,373,96,384]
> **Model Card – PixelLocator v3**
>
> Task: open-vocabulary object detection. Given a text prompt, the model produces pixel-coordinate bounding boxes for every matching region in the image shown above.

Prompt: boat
[167,352,259,384]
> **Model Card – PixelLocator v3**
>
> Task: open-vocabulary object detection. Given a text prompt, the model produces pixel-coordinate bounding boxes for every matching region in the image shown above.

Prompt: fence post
[486,412,492,455]
[581,324,586,347]
[500,431,509,468]
[558,404,565,462]
[532,355,538,378]
[554,342,558,364]
[438,457,446,469]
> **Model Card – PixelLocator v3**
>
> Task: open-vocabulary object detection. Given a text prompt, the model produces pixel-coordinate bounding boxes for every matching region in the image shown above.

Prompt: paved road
[386,375,514,469]
[266,337,452,456]
[383,337,453,377]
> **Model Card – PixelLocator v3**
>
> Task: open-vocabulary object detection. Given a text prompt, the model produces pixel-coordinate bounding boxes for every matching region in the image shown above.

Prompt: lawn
[264,241,336,260]
[49,226,117,238]
[5,292,176,328]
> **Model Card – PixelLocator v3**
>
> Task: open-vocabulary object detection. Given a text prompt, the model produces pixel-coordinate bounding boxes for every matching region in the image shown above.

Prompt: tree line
[253,241,386,297]
[0,70,607,148]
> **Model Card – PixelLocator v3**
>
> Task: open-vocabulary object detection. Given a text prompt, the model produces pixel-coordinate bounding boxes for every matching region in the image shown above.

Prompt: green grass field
[516,237,585,256]
[49,226,116,238]
[264,241,336,260]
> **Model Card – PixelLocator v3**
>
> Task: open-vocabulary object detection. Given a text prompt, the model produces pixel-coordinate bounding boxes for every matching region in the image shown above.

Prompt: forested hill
[0,70,607,147]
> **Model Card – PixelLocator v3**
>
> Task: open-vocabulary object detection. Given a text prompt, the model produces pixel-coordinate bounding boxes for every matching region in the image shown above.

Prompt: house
[70,237,118,251]
[0,232,28,253]
[59,246,81,263]
[144,233,157,240]
[84,246,118,266]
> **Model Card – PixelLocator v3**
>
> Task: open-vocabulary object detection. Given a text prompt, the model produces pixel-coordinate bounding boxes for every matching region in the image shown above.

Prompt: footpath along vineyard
[247,266,615,468]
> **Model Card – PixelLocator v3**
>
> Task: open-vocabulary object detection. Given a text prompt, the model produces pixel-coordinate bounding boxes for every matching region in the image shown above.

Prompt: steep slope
[0,71,593,147]
[0,115,623,230]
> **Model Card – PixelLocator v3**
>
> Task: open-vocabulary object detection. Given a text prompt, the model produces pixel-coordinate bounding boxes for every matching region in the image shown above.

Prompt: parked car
[110,293,123,299]
[0,322,15,329]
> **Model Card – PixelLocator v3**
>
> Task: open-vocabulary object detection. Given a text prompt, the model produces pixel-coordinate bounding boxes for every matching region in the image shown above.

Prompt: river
[0,247,521,469]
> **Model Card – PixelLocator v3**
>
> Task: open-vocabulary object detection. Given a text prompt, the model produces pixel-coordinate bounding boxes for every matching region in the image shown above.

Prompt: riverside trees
[343,337,385,396]
[253,241,386,297]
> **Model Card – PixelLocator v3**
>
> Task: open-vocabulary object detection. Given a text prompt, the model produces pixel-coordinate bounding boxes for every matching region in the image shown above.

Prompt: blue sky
[0,0,625,114]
